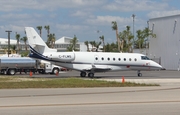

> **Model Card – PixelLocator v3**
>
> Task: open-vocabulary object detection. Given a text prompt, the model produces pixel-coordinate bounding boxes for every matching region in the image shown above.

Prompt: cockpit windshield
[141,56,150,60]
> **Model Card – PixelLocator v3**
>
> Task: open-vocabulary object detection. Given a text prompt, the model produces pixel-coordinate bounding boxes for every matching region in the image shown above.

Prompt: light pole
[5,30,12,57]
[132,14,135,49]
[146,21,149,56]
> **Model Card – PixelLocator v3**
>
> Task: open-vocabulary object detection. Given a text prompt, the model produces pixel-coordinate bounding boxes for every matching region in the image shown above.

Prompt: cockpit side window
[141,56,150,60]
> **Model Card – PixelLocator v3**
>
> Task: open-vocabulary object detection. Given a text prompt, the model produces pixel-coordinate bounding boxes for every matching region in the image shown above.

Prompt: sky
[0,0,180,43]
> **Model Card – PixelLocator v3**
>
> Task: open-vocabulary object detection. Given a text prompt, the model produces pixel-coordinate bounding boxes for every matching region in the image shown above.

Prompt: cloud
[147,10,180,18]
[0,13,45,27]
[103,0,168,12]
[0,13,31,20]
[0,0,105,12]
[86,15,132,26]
[55,24,90,37]
[0,0,42,12]
[71,11,90,17]
[0,0,179,42]
[56,24,88,30]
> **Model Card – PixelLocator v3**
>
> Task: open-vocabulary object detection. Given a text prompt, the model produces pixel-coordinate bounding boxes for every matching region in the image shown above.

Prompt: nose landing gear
[137,70,142,77]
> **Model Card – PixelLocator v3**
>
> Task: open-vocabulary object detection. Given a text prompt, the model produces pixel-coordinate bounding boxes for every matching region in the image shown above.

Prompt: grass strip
[0,77,159,89]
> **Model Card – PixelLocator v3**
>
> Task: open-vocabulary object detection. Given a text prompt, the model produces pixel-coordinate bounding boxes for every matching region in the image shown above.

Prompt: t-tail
[25,27,57,60]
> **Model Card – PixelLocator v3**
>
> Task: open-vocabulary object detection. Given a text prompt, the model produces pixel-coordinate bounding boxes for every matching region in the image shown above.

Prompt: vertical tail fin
[25,27,57,54]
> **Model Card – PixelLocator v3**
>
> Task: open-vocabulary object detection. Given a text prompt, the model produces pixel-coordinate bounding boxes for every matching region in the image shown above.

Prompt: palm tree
[136,30,143,50]
[143,27,156,43]
[118,26,134,53]
[89,41,94,51]
[47,33,56,48]
[119,31,125,52]
[142,27,156,54]
[44,25,50,37]
[84,41,89,51]
[71,35,78,51]
[95,41,101,52]
[111,21,120,52]
[51,33,56,48]
[36,26,42,37]
[99,35,105,52]
[15,33,20,54]
[10,45,16,54]
[136,27,156,53]
[125,26,134,52]
[67,45,73,51]
[67,35,78,51]
[105,43,111,52]
[21,36,28,51]
[89,41,96,52]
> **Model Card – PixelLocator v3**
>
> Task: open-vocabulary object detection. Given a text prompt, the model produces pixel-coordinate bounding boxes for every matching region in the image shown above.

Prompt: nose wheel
[137,70,142,77]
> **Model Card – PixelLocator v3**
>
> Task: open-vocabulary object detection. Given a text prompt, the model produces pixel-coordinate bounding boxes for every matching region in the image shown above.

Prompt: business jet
[25,27,162,78]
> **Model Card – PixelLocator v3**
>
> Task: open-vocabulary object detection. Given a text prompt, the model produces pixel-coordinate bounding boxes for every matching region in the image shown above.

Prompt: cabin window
[107,58,110,61]
[102,57,104,60]
[134,58,137,61]
[141,56,150,60]
[129,58,132,61]
[113,58,115,61]
[118,58,121,61]
[95,57,98,60]
[124,58,126,61]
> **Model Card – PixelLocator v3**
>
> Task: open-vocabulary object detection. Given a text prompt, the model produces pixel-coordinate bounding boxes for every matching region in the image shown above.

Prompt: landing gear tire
[88,73,94,78]
[137,70,142,77]
[80,72,86,77]
[138,73,142,77]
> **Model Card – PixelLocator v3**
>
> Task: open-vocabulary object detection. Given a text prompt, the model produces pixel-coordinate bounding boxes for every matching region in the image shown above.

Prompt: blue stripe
[29,46,50,61]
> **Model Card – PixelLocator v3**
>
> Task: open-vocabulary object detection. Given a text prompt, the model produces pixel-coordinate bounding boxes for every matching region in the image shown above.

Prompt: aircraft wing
[83,64,111,72]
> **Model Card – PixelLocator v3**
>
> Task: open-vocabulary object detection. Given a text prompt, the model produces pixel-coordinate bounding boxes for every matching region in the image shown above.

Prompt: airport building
[148,14,180,70]
[0,38,17,54]
[0,36,102,55]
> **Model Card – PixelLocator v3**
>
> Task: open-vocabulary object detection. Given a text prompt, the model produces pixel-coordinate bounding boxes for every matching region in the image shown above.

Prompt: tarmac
[0,70,180,115]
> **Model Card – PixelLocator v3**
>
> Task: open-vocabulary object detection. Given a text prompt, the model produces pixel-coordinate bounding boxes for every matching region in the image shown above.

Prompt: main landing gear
[88,73,94,78]
[80,71,86,77]
[80,71,94,78]
[137,70,142,77]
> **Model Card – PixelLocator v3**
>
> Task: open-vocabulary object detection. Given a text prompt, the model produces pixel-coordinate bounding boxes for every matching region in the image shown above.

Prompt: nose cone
[151,61,163,69]
[156,63,162,69]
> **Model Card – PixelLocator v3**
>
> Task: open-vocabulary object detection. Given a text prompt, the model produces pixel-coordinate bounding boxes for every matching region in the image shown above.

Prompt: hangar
[148,14,180,70]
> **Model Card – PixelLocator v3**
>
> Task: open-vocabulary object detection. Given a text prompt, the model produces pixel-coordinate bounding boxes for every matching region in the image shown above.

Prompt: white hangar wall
[148,14,180,70]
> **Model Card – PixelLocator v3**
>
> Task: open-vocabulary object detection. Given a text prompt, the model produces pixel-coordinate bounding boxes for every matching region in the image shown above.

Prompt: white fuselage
[42,52,162,72]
